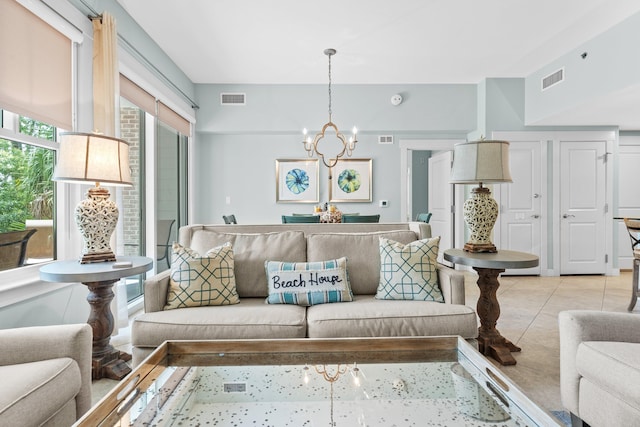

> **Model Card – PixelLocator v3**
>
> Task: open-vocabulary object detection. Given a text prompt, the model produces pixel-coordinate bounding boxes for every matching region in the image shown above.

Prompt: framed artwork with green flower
[275,159,319,203]
[329,158,372,202]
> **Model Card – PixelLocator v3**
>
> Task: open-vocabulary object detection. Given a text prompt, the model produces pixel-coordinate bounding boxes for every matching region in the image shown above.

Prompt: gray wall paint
[68,0,196,105]
[194,133,403,223]
[193,84,476,224]
[196,84,476,133]
[525,10,640,125]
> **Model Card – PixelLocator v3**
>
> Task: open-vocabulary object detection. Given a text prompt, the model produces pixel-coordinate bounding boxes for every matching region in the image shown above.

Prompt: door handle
[562,214,575,218]
[531,215,540,219]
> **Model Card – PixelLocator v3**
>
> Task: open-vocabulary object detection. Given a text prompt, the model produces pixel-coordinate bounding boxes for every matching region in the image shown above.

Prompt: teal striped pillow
[265,257,353,306]
[376,236,444,302]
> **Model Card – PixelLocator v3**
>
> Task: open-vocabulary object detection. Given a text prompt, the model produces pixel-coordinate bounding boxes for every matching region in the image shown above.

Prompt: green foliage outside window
[0,116,55,232]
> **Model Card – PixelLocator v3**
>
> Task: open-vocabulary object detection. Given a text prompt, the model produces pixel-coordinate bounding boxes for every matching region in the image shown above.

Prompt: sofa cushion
[306,230,418,295]
[0,358,80,426]
[165,243,239,310]
[307,295,478,338]
[376,237,444,302]
[132,298,307,347]
[189,230,306,298]
[265,257,353,306]
[576,341,640,406]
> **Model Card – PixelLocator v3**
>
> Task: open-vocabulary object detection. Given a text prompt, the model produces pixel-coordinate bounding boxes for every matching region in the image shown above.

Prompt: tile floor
[92,271,637,416]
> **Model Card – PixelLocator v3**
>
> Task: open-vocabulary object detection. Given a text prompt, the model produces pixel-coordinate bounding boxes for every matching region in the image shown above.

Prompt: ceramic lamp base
[463,185,499,253]
[75,185,118,264]
[463,242,497,253]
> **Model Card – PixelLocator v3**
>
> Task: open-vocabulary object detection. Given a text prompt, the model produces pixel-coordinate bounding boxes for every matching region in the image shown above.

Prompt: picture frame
[329,158,372,202]
[275,159,319,203]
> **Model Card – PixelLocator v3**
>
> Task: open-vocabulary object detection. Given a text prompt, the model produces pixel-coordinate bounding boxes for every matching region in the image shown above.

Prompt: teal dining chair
[282,215,321,223]
[416,213,432,223]
[341,214,380,223]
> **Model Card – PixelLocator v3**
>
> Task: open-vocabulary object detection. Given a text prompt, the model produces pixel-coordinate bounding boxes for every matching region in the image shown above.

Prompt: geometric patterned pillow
[164,242,240,310]
[375,236,444,302]
[265,257,353,306]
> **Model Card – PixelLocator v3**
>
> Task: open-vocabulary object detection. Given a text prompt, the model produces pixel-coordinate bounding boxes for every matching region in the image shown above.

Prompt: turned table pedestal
[444,249,539,366]
[40,256,153,380]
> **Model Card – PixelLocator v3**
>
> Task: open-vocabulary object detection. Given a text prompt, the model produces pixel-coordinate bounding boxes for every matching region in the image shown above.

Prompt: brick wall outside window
[120,107,141,257]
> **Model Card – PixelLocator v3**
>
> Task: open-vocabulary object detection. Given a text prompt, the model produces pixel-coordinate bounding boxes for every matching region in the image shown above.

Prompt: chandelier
[303,48,358,176]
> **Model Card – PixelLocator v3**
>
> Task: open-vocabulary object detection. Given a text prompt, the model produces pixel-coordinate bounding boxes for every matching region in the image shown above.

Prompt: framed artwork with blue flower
[329,158,372,202]
[275,159,319,203]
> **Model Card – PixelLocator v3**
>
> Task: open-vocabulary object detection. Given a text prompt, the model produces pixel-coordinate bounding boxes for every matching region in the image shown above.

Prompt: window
[120,76,191,303]
[0,110,60,272]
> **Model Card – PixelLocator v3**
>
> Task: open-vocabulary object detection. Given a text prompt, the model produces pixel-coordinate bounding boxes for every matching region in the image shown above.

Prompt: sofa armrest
[0,323,92,418]
[559,310,640,415]
[436,263,465,305]
[143,269,172,312]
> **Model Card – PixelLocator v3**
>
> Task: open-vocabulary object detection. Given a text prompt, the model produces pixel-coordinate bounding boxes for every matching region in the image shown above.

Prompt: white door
[428,151,453,265]
[497,141,542,275]
[560,141,606,274]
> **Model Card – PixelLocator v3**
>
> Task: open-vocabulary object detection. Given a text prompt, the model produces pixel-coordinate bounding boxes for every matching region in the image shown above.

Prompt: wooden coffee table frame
[75,336,559,427]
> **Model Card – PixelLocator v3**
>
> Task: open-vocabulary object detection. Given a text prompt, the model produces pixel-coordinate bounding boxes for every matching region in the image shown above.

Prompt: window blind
[120,75,156,114]
[158,102,191,137]
[120,75,191,137]
[0,1,72,130]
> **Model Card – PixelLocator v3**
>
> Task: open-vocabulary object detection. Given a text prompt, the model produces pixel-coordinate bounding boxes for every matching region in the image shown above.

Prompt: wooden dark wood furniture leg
[86,279,132,380]
[473,266,521,365]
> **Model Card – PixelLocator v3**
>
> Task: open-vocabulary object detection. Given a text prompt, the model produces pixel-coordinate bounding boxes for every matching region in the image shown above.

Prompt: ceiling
[116,0,640,129]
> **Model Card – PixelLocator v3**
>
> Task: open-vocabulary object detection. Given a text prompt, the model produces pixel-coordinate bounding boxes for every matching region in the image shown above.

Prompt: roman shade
[0,1,74,129]
[120,75,191,136]
[120,75,156,114]
[158,101,191,136]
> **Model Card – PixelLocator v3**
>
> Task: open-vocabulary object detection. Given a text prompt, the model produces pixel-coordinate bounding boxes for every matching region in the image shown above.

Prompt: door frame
[399,139,466,249]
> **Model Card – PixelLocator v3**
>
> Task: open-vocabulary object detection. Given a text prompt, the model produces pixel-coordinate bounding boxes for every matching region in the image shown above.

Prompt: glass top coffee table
[76,336,561,426]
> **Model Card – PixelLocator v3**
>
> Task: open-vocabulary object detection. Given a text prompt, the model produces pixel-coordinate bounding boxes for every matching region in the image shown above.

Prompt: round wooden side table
[40,256,153,380]
[444,249,539,366]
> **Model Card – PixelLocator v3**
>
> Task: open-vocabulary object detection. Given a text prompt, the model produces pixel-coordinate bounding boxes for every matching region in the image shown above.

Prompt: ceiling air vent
[541,68,564,91]
[378,135,394,144]
[220,93,246,105]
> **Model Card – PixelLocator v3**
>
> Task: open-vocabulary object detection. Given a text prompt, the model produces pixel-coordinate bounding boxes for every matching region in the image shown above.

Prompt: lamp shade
[450,140,513,184]
[53,132,132,186]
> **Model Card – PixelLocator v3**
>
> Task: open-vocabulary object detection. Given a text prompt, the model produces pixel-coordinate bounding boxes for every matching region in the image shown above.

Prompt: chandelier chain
[327,52,332,122]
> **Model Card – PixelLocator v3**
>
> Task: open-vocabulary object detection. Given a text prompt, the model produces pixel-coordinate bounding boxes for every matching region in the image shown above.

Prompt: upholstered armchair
[0,323,92,426]
[559,310,640,426]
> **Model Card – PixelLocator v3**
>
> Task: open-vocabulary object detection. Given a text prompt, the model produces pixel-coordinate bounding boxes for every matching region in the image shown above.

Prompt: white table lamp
[450,139,512,253]
[53,132,132,263]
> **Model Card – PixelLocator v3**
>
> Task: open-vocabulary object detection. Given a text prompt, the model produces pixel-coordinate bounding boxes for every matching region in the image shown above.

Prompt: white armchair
[0,324,92,426]
[559,310,640,427]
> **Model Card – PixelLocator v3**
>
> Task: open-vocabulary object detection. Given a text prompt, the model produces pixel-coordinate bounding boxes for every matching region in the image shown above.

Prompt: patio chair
[0,229,37,271]
[156,219,176,269]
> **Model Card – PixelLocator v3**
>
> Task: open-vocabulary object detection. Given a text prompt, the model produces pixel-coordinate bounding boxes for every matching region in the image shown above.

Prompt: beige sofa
[132,222,479,365]
[559,310,640,427]
[0,323,92,427]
